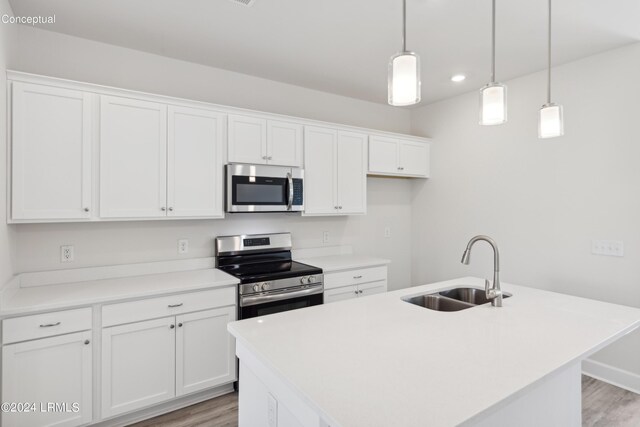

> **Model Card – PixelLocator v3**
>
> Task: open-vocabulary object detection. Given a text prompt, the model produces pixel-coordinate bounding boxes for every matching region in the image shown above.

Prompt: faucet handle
[485,279,502,300]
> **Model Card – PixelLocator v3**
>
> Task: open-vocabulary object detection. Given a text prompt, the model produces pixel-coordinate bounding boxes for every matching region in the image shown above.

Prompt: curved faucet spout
[460,235,502,307]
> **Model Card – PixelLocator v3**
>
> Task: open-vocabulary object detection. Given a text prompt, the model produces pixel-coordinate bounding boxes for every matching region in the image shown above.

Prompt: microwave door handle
[287,172,294,211]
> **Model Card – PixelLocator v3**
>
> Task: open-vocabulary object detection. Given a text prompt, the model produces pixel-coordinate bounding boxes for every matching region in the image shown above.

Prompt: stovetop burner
[218,260,322,284]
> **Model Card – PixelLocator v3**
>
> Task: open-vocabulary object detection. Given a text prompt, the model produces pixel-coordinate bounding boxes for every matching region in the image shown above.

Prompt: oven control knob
[261,282,269,291]
[300,276,307,284]
[253,284,260,292]
[307,275,315,284]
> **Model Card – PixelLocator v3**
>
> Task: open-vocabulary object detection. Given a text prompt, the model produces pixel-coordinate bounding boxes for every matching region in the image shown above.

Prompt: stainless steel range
[215,233,323,320]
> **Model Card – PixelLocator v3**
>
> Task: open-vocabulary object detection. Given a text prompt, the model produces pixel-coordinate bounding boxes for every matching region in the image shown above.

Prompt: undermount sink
[439,287,511,306]
[403,287,512,312]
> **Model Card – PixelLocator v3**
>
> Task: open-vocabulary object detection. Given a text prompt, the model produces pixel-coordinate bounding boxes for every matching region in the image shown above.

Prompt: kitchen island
[227,277,640,427]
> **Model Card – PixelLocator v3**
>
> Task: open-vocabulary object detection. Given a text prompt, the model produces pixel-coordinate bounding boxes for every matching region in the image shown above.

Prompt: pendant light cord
[402,0,407,52]
[491,0,496,83]
[547,0,552,104]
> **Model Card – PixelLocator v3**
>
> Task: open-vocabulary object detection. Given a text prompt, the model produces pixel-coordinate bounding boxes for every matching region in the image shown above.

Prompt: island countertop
[228,276,640,427]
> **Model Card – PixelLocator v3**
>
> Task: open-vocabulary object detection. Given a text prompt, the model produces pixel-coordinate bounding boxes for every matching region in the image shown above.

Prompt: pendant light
[538,0,564,138]
[479,0,507,125]
[388,0,421,106]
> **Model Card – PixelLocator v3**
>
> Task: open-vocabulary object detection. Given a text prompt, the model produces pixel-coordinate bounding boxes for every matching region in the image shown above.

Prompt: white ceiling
[9,0,640,106]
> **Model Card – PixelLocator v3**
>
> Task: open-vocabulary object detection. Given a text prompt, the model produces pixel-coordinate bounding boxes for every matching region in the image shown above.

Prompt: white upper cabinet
[267,120,303,167]
[336,131,367,214]
[398,140,430,176]
[167,106,225,218]
[228,115,267,164]
[228,115,303,167]
[100,96,168,218]
[303,126,338,215]
[304,127,367,215]
[369,135,430,178]
[11,82,92,220]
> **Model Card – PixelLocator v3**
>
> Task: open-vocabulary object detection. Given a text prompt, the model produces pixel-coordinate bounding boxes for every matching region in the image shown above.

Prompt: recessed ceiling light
[451,74,466,83]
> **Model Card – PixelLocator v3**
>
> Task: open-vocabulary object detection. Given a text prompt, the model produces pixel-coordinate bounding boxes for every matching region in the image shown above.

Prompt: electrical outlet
[591,240,624,257]
[322,231,330,244]
[60,245,74,263]
[384,227,391,238]
[178,239,189,254]
[267,393,278,427]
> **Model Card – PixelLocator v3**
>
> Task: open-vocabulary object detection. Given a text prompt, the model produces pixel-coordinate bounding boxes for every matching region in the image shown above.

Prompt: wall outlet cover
[591,240,624,257]
[178,239,189,254]
[60,245,74,263]
[322,231,330,244]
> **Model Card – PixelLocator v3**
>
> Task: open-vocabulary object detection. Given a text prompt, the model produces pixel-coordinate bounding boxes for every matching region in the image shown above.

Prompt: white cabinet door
[398,140,430,177]
[11,82,92,220]
[175,306,236,396]
[2,331,92,427]
[100,96,167,218]
[267,120,303,167]
[228,115,267,164]
[358,281,387,298]
[337,131,367,215]
[324,285,359,304]
[167,106,225,218]
[303,126,338,215]
[101,317,176,418]
[368,135,398,175]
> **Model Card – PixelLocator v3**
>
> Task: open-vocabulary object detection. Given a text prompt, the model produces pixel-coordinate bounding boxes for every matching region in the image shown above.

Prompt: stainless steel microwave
[226,164,304,213]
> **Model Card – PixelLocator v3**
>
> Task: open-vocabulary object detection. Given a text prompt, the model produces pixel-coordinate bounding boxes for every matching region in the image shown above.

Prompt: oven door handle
[286,172,293,211]
[240,284,323,307]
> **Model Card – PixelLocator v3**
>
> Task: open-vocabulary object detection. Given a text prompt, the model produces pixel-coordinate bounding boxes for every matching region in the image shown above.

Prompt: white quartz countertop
[228,277,640,427]
[0,268,238,317]
[296,254,390,273]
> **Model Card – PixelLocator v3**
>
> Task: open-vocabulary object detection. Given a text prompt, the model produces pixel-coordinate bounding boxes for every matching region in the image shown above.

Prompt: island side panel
[237,341,329,427]
[462,362,581,427]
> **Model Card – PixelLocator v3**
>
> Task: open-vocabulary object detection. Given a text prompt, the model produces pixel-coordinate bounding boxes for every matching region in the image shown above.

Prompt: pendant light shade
[480,0,507,125]
[388,0,421,106]
[538,103,564,138]
[479,83,507,125]
[538,0,564,138]
[389,52,420,106]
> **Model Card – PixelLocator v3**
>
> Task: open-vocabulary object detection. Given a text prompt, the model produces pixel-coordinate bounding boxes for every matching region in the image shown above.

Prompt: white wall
[410,43,640,375]
[8,26,414,290]
[0,0,15,284]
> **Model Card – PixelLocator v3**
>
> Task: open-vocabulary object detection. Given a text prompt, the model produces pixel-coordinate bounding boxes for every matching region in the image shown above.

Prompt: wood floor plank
[582,376,640,427]
[129,376,640,426]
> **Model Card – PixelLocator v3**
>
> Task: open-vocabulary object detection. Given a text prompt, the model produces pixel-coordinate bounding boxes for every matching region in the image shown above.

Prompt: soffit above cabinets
[9,0,640,105]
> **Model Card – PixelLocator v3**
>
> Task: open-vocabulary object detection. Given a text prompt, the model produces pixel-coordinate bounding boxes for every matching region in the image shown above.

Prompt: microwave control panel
[292,179,303,206]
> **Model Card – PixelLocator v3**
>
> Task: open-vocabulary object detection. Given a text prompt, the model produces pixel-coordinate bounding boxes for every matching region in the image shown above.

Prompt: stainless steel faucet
[461,235,503,307]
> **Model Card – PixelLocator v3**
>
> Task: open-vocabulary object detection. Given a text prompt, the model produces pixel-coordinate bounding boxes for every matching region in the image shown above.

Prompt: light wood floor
[129,376,639,427]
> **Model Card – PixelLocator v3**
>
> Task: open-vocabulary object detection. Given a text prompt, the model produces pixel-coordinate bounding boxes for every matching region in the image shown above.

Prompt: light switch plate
[591,240,624,257]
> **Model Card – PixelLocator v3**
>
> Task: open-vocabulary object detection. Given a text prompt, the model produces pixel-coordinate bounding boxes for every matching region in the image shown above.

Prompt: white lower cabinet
[101,303,237,419]
[2,331,93,427]
[324,266,388,304]
[101,317,176,418]
[176,307,236,396]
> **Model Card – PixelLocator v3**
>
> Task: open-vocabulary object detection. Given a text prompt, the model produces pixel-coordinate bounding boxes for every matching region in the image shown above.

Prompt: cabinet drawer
[102,287,236,327]
[324,266,387,290]
[3,307,92,344]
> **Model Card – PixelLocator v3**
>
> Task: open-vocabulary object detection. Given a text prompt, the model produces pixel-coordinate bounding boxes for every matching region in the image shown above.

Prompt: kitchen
[0,0,639,426]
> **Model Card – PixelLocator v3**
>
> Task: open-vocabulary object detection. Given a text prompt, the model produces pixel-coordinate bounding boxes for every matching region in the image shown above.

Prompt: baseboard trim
[582,359,640,395]
[92,383,235,426]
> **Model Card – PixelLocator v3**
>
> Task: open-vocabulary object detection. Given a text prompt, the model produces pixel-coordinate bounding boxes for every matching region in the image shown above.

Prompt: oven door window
[232,176,288,206]
[240,293,323,319]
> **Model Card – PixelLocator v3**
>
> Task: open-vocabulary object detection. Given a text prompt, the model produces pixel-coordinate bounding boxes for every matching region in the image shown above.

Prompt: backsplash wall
[13,178,413,290]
